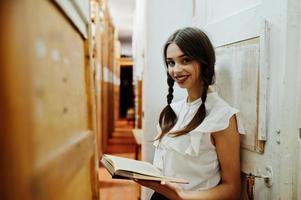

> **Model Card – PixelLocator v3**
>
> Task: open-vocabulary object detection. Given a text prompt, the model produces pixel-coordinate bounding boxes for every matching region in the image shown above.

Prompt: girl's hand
[134,179,183,200]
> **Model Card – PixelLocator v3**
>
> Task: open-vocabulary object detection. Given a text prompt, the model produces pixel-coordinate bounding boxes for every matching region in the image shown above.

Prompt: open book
[100,154,189,184]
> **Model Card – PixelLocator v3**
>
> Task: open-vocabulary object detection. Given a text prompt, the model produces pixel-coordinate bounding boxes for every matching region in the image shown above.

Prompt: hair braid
[199,84,208,119]
[167,74,174,104]
[158,74,177,140]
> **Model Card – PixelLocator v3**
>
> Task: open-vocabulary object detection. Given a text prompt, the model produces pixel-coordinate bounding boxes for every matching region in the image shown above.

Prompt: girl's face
[166,43,202,92]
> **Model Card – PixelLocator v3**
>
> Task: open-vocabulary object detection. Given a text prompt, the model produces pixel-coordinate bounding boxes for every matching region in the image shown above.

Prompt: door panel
[194,1,270,198]
[0,0,98,199]
[195,1,267,153]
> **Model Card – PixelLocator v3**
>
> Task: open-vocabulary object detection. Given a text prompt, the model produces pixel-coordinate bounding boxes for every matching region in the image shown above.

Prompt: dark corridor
[119,66,134,119]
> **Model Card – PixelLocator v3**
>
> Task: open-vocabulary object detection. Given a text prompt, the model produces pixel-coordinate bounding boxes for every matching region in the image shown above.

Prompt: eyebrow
[166,54,186,60]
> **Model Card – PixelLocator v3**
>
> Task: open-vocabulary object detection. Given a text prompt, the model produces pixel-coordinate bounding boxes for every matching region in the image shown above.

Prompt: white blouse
[153,92,241,191]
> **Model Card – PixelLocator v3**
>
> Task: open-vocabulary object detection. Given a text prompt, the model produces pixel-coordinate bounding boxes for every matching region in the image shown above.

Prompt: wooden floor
[99,119,140,200]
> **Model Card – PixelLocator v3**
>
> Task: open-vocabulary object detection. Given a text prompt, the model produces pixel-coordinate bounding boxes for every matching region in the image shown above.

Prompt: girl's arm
[136,115,241,200]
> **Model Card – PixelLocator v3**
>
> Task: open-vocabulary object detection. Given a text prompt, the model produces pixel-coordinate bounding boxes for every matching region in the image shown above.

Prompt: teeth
[177,77,186,81]
[175,75,188,82]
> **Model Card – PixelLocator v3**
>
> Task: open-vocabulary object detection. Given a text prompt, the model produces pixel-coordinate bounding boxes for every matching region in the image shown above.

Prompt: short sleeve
[195,105,239,133]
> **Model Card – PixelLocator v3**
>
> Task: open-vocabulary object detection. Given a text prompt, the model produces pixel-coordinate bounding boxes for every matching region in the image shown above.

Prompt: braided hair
[158,27,215,139]
[158,74,177,135]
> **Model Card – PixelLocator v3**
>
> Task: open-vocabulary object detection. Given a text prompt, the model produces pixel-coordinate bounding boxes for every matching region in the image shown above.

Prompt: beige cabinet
[0,0,99,199]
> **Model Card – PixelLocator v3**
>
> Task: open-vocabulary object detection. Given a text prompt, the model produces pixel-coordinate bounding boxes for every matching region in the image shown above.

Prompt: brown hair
[158,27,216,140]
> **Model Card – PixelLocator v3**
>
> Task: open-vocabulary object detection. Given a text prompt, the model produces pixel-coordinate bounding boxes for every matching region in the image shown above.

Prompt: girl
[136,27,241,200]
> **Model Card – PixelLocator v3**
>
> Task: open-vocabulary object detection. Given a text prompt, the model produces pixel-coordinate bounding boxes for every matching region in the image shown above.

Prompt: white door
[194,0,299,199]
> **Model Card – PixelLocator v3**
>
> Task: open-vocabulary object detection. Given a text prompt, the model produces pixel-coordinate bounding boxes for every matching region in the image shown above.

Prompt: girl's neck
[187,86,203,103]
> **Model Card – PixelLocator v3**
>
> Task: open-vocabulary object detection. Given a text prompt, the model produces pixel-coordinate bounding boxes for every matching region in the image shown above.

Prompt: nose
[173,63,183,72]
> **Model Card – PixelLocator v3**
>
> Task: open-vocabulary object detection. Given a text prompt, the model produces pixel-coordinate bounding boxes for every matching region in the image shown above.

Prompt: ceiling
[107,0,135,49]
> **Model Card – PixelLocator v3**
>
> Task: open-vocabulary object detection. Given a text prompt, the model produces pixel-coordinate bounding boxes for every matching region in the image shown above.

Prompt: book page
[104,154,162,177]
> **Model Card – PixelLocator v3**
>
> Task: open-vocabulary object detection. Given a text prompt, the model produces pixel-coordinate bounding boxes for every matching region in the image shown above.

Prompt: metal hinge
[245,166,273,200]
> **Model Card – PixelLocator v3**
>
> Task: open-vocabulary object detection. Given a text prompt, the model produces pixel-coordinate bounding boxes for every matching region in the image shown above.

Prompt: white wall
[120,41,132,56]
[142,0,193,163]
[134,0,193,163]
[132,0,146,82]
[133,0,193,199]
[296,1,301,197]
[282,0,301,198]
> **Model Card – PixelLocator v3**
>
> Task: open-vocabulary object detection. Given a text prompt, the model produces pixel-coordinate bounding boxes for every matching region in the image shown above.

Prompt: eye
[182,57,192,65]
[166,60,175,67]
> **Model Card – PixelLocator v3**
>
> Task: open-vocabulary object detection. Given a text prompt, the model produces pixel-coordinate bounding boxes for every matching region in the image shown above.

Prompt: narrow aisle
[99,119,140,200]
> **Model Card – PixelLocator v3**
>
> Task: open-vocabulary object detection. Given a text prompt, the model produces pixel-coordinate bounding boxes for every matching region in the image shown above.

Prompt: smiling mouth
[174,75,189,83]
